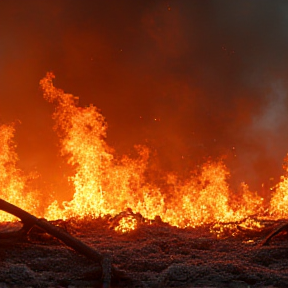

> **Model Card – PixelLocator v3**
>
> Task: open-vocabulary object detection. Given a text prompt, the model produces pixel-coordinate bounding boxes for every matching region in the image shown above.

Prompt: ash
[0,219,288,288]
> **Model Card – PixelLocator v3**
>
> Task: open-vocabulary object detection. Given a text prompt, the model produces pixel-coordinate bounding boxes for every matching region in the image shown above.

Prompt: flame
[269,155,288,218]
[0,124,39,221]
[39,72,267,231]
[1,72,288,235]
[114,215,138,234]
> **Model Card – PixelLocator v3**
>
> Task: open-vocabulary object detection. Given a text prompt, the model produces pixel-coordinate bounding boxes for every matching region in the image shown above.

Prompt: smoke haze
[1,0,288,193]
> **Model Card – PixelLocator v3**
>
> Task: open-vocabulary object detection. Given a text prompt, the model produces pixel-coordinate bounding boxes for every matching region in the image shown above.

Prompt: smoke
[0,0,288,192]
[235,81,288,192]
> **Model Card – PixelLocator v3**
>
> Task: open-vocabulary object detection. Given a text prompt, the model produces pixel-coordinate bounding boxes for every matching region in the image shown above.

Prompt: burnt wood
[0,198,128,287]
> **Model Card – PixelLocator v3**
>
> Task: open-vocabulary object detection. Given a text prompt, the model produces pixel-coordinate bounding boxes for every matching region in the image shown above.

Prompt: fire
[1,72,288,234]
[39,73,267,230]
[114,215,138,234]
[0,124,39,221]
[269,155,288,218]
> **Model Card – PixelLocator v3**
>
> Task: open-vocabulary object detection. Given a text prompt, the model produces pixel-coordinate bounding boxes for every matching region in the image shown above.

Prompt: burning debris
[108,208,144,234]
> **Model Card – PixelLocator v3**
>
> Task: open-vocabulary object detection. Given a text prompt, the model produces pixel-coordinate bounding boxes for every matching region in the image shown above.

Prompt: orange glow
[1,72,288,235]
[38,73,269,232]
[0,124,39,221]
[114,215,138,234]
[269,155,288,218]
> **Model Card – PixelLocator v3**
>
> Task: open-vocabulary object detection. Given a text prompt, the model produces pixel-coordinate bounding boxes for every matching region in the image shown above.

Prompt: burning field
[2,2,288,286]
[0,73,288,287]
[2,73,288,228]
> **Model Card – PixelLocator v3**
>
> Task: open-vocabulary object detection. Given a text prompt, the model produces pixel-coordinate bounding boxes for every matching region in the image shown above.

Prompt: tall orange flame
[39,73,270,230]
[0,72,287,233]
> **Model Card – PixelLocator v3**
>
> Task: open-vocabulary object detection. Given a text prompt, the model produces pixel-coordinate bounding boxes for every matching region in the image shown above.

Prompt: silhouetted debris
[259,221,288,246]
[0,199,288,287]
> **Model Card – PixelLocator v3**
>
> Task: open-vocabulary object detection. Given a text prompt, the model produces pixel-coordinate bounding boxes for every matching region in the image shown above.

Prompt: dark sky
[1,0,288,193]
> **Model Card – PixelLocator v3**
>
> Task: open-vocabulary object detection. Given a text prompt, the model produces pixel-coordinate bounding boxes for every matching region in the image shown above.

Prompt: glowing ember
[1,72,288,235]
[114,215,138,234]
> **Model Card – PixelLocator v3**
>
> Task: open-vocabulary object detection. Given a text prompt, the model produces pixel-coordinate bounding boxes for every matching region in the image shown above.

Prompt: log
[0,198,128,287]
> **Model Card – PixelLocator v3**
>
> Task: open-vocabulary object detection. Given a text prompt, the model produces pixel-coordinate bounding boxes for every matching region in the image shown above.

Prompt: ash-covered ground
[0,218,288,288]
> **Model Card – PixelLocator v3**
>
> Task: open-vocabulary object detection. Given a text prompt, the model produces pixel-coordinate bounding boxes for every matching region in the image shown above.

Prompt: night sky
[1,0,288,194]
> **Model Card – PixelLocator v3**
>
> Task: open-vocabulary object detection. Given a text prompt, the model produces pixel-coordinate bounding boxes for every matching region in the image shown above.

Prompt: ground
[0,218,288,288]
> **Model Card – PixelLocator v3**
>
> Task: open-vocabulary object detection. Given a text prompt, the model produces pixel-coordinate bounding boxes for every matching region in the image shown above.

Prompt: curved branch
[0,198,129,287]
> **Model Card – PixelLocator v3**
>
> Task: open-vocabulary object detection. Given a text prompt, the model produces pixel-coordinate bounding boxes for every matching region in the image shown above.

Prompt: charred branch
[0,198,129,287]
